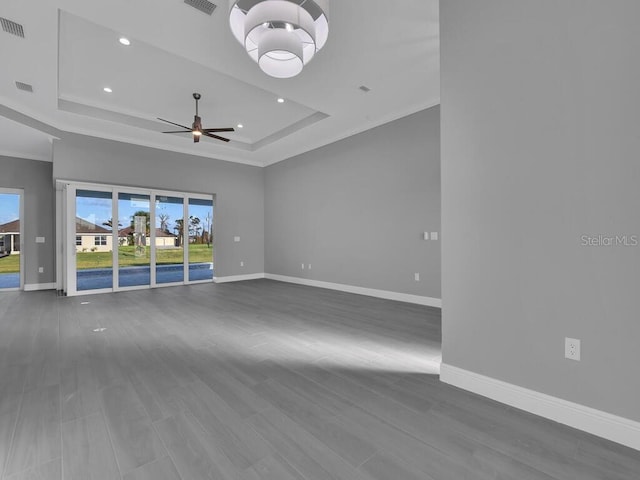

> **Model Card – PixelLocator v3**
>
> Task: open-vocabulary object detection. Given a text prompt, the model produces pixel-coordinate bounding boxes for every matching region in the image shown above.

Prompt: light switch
[38,267,44,273]
[36,236,45,243]
[430,232,438,241]
[234,236,240,242]
[423,232,429,240]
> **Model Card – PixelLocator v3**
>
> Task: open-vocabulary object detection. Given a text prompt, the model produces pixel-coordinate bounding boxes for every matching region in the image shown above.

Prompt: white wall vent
[1,17,25,38]
[184,0,217,15]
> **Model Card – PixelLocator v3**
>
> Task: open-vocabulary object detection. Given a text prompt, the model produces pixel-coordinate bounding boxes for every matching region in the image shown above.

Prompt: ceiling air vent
[1,17,24,38]
[359,85,371,93]
[184,0,217,15]
[15,81,33,92]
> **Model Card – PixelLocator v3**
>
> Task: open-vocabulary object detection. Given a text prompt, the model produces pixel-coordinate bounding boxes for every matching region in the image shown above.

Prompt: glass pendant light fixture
[229,0,329,78]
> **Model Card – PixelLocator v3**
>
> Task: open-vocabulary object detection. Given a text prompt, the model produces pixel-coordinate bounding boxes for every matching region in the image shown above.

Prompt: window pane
[0,192,20,289]
[118,193,150,288]
[76,189,113,291]
[155,195,184,284]
[188,198,213,281]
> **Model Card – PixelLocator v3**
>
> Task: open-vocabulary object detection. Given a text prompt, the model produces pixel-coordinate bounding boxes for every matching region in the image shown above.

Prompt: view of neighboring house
[0,219,20,256]
[117,227,177,247]
[76,217,113,252]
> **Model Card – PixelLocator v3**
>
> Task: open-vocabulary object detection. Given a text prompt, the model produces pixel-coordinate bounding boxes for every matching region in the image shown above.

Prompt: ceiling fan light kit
[229,0,329,78]
[158,93,235,143]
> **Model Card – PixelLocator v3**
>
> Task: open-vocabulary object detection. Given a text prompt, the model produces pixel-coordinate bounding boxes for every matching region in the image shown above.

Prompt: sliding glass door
[66,184,214,295]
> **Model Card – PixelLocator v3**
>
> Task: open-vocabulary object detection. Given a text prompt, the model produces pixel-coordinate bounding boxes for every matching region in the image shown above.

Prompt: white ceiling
[0,115,53,162]
[0,0,439,166]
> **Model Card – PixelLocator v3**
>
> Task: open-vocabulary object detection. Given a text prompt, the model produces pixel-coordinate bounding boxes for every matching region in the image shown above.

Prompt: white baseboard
[264,273,442,308]
[24,282,56,291]
[213,273,266,284]
[440,363,640,452]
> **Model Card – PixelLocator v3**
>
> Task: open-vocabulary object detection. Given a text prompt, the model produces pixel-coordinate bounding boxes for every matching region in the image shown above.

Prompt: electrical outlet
[565,337,581,361]
[240,261,244,267]
[414,273,420,281]
[38,267,44,273]
[431,232,438,241]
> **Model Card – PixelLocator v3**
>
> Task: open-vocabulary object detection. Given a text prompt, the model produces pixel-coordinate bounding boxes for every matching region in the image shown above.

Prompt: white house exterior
[118,227,177,247]
[0,219,20,256]
[75,217,113,253]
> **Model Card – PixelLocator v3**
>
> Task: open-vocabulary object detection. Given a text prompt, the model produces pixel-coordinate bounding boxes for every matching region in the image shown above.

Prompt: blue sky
[0,193,20,225]
[75,192,212,232]
[2,191,213,231]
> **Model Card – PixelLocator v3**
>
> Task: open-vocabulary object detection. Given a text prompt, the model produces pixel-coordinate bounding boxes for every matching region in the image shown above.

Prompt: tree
[203,212,213,247]
[129,211,150,248]
[174,219,184,247]
[130,211,151,234]
[189,216,201,244]
[102,218,122,229]
[158,213,170,233]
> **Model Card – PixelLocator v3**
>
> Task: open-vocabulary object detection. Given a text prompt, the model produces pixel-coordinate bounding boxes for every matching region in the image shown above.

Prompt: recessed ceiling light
[119,37,131,46]
[237,124,243,129]
[277,98,285,103]
[103,87,113,93]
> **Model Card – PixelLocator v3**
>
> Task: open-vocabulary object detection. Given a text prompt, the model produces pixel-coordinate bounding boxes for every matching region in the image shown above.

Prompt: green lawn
[0,245,213,273]
[76,244,213,270]
[0,254,19,274]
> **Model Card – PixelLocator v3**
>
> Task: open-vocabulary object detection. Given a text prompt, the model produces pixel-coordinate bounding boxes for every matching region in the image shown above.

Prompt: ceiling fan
[158,93,234,143]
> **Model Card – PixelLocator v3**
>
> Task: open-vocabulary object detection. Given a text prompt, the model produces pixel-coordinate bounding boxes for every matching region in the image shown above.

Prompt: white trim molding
[24,282,56,291]
[440,363,640,452]
[265,274,442,308]
[213,273,266,283]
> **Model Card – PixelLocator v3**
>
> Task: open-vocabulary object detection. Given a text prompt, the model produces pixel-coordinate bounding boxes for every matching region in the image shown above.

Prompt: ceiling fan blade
[203,132,230,142]
[162,130,192,134]
[157,118,192,130]
[202,127,235,133]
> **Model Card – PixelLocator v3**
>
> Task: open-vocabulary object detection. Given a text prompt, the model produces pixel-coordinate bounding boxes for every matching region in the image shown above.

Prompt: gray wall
[0,156,56,286]
[441,1,640,421]
[265,107,441,299]
[53,133,264,278]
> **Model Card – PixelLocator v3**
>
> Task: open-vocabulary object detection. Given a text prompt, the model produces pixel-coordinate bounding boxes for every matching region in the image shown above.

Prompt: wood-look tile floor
[0,279,638,479]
